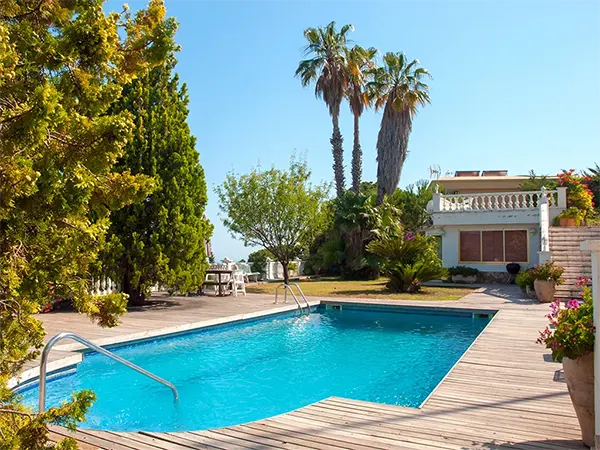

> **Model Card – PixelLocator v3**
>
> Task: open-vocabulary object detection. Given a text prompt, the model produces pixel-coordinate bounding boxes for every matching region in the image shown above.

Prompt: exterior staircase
[549,226,600,298]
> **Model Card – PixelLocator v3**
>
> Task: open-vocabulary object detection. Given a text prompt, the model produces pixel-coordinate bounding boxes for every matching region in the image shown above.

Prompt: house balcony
[428,187,567,226]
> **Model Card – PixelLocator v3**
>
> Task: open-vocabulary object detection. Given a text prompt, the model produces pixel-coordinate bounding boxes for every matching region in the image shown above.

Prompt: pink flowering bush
[537,277,594,362]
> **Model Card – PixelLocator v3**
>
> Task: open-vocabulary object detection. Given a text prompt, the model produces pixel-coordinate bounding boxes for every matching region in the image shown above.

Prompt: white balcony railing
[432,187,567,213]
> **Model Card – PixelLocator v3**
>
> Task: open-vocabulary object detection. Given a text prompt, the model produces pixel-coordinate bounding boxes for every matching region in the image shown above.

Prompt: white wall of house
[428,224,540,272]
[426,186,566,273]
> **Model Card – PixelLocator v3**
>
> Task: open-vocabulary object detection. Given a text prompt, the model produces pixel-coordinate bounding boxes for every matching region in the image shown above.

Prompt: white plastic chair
[230,270,246,297]
[204,273,218,295]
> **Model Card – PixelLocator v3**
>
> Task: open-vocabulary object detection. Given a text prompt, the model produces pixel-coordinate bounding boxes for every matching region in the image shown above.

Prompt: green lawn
[246,277,474,301]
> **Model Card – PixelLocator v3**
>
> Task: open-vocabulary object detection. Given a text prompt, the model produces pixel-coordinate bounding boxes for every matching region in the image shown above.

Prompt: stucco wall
[428,224,540,272]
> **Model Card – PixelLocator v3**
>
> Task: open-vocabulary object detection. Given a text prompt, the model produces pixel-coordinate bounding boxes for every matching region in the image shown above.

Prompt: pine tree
[103,57,212,305]
[0,0,175,447]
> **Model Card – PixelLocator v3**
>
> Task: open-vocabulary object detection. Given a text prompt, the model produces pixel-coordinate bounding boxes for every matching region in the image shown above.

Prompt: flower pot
[563,352,594,447]
[451,274,477,284]
[559,217,577,227]
[533,279,556,303]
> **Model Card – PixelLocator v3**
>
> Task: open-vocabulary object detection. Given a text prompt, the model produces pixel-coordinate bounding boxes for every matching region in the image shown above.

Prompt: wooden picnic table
[204,268,233,296]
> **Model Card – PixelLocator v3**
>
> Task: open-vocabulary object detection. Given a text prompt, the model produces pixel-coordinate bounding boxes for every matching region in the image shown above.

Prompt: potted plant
[529,261,564,303]
[447,266,479,284]
[558,207,583,227]
[537,278,594,447]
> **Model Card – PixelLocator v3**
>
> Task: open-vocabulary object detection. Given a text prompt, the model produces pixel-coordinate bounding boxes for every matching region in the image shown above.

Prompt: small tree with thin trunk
[216,159,329,284]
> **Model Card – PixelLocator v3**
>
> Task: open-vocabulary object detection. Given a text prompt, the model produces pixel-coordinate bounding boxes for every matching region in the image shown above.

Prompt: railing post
[537,187,552,264]
[432,192,442,212]
[557,186,568,209]
[581,240,600,449]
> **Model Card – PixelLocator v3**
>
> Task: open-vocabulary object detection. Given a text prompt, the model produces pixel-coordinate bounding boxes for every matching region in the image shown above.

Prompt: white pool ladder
[274,283,310,315]
[38,332,179,412]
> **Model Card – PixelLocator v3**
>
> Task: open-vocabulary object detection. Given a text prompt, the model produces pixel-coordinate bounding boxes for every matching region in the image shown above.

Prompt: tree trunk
[351,113,361,193]
[128,288,146,306]
[375,102,412,205]
[281,261,289,285]
[330,112,345,198]
[122,269,146,306]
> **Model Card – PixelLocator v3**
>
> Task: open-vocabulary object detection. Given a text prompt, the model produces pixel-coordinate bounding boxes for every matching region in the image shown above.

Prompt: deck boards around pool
[31,286,584,449]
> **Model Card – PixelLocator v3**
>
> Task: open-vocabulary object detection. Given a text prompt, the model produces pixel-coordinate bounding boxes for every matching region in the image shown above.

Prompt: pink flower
[566,299,580,310]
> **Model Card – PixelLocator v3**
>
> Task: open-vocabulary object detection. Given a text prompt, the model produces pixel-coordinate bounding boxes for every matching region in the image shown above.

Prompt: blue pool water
[20,306,490,431]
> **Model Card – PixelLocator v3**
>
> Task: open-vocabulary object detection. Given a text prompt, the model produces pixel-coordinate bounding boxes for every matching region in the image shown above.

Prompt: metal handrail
[38,332,179,412]
[274,283,303,313]
[274,283,310,315]
[290,283,310,313]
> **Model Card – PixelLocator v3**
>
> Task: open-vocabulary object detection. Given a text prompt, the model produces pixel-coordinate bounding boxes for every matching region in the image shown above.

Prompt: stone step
[550,252,591,259]
[549,240,598,246]
[551,256,591,260]
[549,230,600,235]
[549,226,600,231]
[551,260,591,266]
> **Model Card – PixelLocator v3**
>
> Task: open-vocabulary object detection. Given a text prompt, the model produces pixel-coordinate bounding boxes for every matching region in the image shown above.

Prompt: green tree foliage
[519,170,557,191]
[367,233,445,292]
[296,22,353,198]
[101,58,212,305]
[247,249,274,276]
[390,180,434,232]
[0,0,175,447]
[216,159,329,284]
[305,187,403,280]
[367,53,431,204]
[584,163,600,210]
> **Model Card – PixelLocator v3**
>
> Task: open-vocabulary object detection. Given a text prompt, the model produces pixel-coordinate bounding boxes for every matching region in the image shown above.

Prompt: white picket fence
[89,277,119,296]
[88,277,161,296]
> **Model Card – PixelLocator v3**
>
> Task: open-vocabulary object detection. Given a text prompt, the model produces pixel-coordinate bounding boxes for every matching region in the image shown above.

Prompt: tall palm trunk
[351,113,362,193]
[330,111,345,198]
[376,103,412,205]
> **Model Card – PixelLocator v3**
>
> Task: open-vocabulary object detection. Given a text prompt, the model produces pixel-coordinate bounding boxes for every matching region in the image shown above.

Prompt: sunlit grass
[246,277,474,301]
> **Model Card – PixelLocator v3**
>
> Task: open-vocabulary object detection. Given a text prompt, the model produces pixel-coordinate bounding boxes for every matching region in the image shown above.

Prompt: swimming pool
[19,305,491,432]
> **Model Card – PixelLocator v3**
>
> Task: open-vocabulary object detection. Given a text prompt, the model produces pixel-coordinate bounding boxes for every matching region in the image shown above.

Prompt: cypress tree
[104,57,212,305]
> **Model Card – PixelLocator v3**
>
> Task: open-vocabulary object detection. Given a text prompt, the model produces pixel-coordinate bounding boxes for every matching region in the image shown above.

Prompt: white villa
[426,170,566,282]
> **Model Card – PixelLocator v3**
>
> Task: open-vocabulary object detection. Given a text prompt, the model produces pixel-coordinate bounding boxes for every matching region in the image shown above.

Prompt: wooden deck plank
[300,402,582,448]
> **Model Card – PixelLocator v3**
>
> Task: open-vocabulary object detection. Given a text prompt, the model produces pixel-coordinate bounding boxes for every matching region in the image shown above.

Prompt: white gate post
[581,239,600,449]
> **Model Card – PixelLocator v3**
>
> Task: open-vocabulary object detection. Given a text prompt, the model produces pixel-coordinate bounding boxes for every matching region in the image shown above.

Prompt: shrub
[248,249,274,276]
[515,270,534,292]
[447,266,480,277]
[557,169,595,221]
[528,261,565,284]
[537,278,594,362]
[367,234,446,293]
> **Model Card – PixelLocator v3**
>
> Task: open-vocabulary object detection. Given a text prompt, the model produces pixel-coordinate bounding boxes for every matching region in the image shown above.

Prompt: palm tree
[367,52,431,205]
[345,45,378,193]
[296,21,353,198]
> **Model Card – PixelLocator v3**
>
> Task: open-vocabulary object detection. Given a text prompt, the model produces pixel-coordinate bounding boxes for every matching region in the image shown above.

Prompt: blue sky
[108,0,600,261]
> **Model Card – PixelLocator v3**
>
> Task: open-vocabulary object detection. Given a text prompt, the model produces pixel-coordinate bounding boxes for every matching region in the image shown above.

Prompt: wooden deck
[23,287,585,449]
